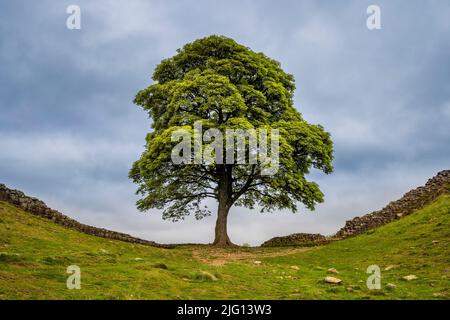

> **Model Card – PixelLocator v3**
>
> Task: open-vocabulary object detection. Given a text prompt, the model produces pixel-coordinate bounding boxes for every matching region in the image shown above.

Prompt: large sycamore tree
[130,36,333,246]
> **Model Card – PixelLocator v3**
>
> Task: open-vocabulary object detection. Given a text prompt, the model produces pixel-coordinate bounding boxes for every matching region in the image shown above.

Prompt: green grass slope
[0,195,449,299]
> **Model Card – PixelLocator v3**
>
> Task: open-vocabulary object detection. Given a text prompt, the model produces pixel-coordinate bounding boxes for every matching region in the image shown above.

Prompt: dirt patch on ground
[188,245,314,266]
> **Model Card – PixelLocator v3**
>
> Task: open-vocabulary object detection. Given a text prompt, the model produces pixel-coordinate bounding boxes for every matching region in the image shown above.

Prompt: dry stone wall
[261,233,328,247]
[0,184,173,248]
[261,170,449,246]
[335,170,450,239]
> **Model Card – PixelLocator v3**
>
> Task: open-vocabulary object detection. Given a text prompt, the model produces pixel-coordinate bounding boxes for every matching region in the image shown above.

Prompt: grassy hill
[0,195,449,299]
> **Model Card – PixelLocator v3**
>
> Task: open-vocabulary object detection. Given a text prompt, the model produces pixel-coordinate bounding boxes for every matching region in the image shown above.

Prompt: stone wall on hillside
[335,170,450,239]
[261,233,329,247]
[0,184,173,248]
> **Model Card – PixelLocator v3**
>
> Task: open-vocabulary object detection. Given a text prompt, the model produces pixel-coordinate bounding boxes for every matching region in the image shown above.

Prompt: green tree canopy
[130,35,333,246]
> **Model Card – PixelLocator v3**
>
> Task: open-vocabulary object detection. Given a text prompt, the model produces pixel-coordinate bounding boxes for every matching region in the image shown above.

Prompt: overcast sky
[0,1,449,245]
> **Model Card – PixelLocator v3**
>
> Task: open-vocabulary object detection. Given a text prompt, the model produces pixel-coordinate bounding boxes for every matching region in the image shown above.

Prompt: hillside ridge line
[0,184,174,249]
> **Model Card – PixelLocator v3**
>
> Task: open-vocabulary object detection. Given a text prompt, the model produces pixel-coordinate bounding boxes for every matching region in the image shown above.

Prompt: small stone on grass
[200,271,218,281]
[386,283,397,290]
[327,268,339,274]
[325,276,342,284]
[384,265,396,271]
[402,275,418,281]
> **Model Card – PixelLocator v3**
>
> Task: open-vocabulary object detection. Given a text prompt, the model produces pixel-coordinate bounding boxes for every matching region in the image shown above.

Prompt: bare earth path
[188,245,315,266]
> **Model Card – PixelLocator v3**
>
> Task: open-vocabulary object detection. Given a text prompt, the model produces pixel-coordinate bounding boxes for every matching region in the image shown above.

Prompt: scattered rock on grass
[384,265,396,271]
[325,276,342,284]
[327,268,339,274]
[402,275,418,281]
[290,266,299,270]
[200,271,218,281]
[386,283,397,290]
[253,260,262,265]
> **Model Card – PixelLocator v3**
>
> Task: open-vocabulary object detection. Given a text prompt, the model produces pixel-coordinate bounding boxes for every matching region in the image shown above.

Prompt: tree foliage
[130,35,333,229]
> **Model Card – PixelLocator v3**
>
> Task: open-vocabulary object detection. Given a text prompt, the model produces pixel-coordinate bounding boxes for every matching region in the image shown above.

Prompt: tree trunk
[213,165,235,246]
[213,201,234,246]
